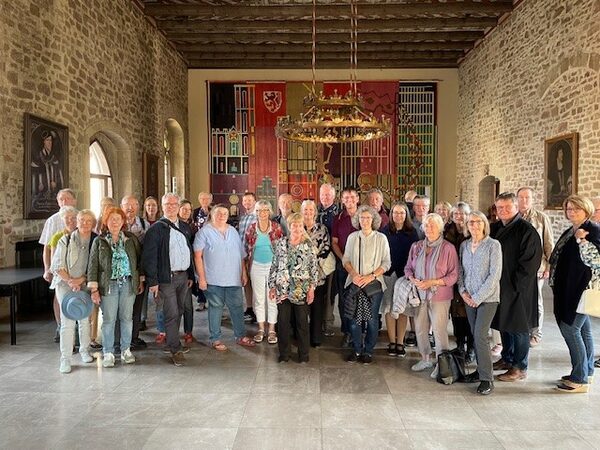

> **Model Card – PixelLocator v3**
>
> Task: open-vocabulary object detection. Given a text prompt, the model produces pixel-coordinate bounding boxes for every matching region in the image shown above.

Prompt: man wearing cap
[142,193,195,367]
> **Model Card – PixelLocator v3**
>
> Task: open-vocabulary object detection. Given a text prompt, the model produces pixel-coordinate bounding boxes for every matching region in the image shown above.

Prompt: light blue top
[194,223,246,286]
[168,220,191,271]
[253,231,273,264]
[458,236,503,305]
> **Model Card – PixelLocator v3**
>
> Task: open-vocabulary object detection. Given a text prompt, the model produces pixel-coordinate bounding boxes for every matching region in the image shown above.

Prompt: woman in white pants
[51,210,97,374]
[244,200,285,344]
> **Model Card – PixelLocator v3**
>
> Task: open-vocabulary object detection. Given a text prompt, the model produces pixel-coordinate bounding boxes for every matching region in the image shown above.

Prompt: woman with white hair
[269,213,319,363]
[343,205,391,364]
[244,200,285,344]
[405,213,459,377]
[51,209,98,373]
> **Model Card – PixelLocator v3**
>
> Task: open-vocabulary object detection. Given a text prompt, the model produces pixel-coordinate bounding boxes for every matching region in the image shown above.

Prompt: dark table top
[0,267,44,286]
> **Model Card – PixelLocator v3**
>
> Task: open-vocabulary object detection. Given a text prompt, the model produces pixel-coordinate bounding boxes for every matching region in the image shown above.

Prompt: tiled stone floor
[1,293,600,449]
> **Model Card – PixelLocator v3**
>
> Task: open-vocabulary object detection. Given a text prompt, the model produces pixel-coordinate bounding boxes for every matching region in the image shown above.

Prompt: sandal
[211,341,228,351]
[267,331,278,344]
[236,336,256,348]
[254,330,265,343]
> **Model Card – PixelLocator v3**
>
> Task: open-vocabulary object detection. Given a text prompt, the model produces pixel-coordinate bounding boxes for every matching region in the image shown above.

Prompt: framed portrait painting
[23,113,69,219]
[143,152,160,200]
[544,132,578,209]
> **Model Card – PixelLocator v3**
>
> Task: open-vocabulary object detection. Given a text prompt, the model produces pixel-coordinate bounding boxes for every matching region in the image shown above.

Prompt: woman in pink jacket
[405,213,459,378]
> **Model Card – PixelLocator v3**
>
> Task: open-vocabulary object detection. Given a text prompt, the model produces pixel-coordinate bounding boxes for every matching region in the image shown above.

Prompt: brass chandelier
[275,0,391,144]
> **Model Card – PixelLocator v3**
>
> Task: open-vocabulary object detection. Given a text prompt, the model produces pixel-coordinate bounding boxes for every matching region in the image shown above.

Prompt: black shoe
[90,341,102,350]
[387,343,397,356]
[163,346,191,355]
[361,354,373,365]
[299,356,309,364]
[405,332,417,347]
[130,338,147,350]
[477,381,494,395]
[461,371,480,383]
[139,321,147,331]
[347,352,359,363]
[595,358,600,368]
[54,327,60,343]
[323,329,335,337]
[278,355,290,363]
[310,343,321,348]
[396,344,406,358]
[244,308,257,323]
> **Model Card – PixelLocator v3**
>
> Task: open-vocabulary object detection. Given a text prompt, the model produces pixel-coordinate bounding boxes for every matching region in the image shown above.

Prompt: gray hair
[423,213,445,235]
[351,205,382,231]
[209,203,229,221]
[319,183,335,195]
[57,188,76,200]
[254,199,273,215]
[451,201,471,216]
[77,209,97,225]
[59,205,78,219]
[300,199,317,212]
[162,192,180,204]
[366,188,384,199]
[466,211,491,238]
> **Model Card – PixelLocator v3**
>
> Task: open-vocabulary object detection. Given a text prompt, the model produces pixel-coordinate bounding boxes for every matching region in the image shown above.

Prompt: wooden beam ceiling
[137,1,514,69]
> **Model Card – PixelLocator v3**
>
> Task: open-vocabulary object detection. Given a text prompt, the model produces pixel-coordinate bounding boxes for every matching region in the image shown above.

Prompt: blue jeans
[558,314,595,383]
[205,285,246,342]
[500,331,530,370]
[151,290,165,333]
[349,291,383,356]
[100,280,135,354]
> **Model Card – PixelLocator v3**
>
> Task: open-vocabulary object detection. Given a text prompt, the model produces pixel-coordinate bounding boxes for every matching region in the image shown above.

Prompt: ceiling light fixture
[275,0,391,143]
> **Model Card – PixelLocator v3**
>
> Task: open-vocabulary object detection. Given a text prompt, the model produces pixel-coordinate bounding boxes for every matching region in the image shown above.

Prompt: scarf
[548,227,574,287]
[414,235,445,300]
[107,231,131,280]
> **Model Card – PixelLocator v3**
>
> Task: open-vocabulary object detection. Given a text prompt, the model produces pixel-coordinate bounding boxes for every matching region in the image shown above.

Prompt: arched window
[89,140,113,218]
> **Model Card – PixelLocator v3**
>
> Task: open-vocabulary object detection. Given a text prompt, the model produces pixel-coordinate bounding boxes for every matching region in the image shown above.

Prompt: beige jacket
[522,208,554,273]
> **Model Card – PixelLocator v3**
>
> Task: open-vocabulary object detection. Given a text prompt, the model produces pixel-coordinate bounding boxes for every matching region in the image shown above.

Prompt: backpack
[436,349,466,385]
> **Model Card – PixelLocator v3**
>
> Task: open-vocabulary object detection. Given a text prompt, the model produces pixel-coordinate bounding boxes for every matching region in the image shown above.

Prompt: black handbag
[436,349,466,385]
[359,236,382,299]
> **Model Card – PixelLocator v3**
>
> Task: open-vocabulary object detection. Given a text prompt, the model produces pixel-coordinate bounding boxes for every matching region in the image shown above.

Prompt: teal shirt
[253,231,274,264]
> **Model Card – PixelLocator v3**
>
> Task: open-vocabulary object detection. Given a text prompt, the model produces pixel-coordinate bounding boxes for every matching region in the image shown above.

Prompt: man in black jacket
[142,193,194,366]
[491,192,542,382]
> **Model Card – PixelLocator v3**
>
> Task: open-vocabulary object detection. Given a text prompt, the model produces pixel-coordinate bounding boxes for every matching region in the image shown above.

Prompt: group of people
[38,186,600,397]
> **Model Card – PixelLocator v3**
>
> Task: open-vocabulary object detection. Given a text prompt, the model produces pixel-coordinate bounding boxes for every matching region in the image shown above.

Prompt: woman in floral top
[301,200,331,347]
[245,200,285,344]
[269,212,319,363]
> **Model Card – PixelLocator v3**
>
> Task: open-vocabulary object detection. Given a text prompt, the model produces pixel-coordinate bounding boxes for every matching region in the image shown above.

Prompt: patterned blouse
[305,222,331,286]
[268,236,319,305]
[244,220,285,265]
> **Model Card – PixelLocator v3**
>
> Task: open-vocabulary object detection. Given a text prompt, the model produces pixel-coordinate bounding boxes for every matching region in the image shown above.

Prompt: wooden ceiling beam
[182,50,465,60]
[176,42,470,53]
[187,59,458,69]
[156,17,499,32]
[166,31,485,43]
[145,2,512,19]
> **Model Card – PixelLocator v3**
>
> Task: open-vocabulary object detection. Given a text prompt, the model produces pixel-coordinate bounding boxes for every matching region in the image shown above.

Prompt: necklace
[258,221,270,233]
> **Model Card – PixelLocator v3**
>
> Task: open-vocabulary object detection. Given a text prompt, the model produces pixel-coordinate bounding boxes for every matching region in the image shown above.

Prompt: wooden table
[0,267,44,345]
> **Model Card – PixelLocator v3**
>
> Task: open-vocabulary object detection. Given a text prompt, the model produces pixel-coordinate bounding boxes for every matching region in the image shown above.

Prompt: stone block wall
[0,0,188,267]
[457,0,600,235]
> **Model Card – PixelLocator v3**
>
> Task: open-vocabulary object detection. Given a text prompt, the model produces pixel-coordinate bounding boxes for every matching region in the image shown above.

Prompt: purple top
[332,210,356,254]
[404,239,458,302]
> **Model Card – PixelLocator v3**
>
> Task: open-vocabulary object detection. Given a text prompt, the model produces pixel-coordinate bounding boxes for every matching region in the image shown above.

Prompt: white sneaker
[430,365,439,379]
[80,352,94,363]
[59,359,71,374]
[102,352,115,368]
[411,360,434,372]
[121,349,136,364]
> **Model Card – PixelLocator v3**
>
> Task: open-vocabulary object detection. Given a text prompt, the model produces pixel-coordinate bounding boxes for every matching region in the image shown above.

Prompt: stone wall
[457,0,600,235]
[0,0,188,267]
